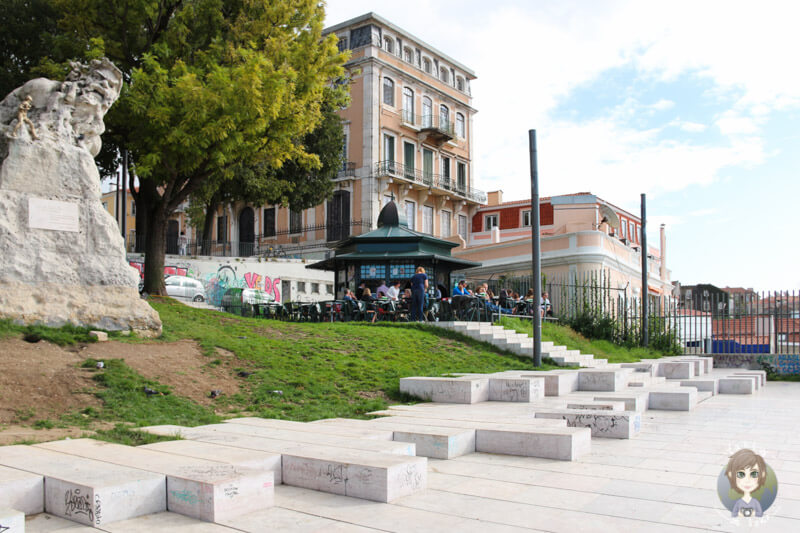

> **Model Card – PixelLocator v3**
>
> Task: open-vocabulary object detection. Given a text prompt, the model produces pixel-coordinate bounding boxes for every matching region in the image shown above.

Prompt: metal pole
[115,169,120,228]
[641,193,648,347]
[121,150,128,244]
[529,130,542,367]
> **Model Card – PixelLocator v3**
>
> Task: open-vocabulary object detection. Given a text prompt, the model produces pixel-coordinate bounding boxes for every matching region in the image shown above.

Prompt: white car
[164,275,207,302]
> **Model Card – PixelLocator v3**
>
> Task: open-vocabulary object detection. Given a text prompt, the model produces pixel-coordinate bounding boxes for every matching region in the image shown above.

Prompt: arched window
[456,112,465,138]
[403,47,413,63]
[383,77,394,106]
[439,67,449,84]
[403,87,414,123]
[422,96,432,128]
[456,77,464,92]
[440,104,449,129]
[383,37,394,54]
[422,58,432,74]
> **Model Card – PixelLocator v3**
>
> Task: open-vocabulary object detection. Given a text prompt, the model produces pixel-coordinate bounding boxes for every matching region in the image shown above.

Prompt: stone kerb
[399,377,489,404]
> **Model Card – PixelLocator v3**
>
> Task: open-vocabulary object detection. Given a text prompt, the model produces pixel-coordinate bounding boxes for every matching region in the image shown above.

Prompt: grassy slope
[498,317,669,364]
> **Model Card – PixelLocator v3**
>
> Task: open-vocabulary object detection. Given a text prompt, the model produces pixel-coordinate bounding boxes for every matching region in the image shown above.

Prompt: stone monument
[0,58,162,336]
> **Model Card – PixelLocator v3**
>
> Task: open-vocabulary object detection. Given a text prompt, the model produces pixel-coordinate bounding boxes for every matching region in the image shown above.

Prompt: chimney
[659,224,666,280]
[487,190,503,206]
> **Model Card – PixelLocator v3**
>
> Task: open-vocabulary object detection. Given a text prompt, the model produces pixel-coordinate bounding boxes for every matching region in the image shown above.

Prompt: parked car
[164,275,207,302]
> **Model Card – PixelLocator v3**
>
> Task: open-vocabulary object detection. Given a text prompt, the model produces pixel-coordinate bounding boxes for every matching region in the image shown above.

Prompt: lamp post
[529,130,542,367]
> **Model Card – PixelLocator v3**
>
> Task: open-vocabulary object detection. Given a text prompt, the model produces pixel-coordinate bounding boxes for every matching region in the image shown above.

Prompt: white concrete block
[620,363,657,376]
[0,508,24,533]
[592,394,648,412]
[222,417,393,440]
[732,371,766,386]
[577,369,630,392]
[35,439,273,523]
[281,448,426,502]
[731,372,762,389]
[518,371,579,396]
[658,361,695,379]
[363,414,567,431]
[0,465,43,515]
[474,425,591,461]
[648,388,698,410]
[487,377,545,402]
[140,440,283,484]
[566,401,626,411]
[718,377,756,394]
[0,445,165,527]
[399,377,489,404]
[679,379,719,395]
[535,409,641,439]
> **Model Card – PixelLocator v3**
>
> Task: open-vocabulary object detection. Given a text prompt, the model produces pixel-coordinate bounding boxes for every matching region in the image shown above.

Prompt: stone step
[197,423,414,456]
[0,445,166,527]
[577,369,632,392]
[732,371,766,387]
[0,464,43,515]
[308,418,475,460]
[718,377,756,394]
[516,371,579,396]
[679,378,719,395]
[140,440,284,484]
[488,377,545,402]
[35,439,273,523]
[366,409,568,428]
[647,387,698,411]
[0,508,24,533]
[137,427,426,502]
[399,376,488,404]
[534,409,641,439]
[593,393,649,412]
[222,417,393,441]
[566,401,626,411]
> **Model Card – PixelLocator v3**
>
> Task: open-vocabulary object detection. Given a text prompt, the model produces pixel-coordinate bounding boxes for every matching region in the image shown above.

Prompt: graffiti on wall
[714,354,800,375]
[129,261,192,279]
[203,265,281,306]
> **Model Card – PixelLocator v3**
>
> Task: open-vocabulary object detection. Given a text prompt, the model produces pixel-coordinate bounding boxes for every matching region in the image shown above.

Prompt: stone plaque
[28,197,80,232]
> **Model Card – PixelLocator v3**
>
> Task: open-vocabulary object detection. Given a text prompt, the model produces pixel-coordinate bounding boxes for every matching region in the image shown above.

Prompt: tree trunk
[142,204,168,295]
[201,193,219,256]
[134,197,149,253]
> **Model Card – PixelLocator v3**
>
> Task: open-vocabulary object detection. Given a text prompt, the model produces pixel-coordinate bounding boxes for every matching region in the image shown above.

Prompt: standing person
[355,282,366,300]
[410,266,428,322]
[178,230,188,256]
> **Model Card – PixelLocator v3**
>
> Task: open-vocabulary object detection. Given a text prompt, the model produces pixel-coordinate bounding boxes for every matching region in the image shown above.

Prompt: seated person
[360,288,375,301]
[452,280,468,296]
[343,288,358,302]
[386,281,401,300]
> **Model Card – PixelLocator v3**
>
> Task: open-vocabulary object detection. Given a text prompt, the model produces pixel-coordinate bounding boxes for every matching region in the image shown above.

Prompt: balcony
[336,161,356,179]
[374,161,487,204]
[402,111,455,144]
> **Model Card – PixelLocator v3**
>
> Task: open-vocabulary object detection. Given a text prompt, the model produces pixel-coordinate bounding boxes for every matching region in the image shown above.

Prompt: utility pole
[529,130,542,367]
[121,150,128,246]
[641,193,648,347]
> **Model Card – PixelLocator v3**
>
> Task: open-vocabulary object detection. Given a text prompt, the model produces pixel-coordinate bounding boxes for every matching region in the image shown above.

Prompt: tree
[50,0,348,294]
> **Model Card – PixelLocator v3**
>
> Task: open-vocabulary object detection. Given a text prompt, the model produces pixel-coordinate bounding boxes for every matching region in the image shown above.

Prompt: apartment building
[453,191,672,298]
[206,12,485,256]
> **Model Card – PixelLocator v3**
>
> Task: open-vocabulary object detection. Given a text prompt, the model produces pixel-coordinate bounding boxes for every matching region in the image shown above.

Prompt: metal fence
[465,270,800,355]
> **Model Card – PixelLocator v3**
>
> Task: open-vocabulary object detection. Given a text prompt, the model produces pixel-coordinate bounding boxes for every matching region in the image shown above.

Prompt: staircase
[435,321,607,368]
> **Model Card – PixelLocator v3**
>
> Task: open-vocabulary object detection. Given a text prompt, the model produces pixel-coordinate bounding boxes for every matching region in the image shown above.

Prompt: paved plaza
[5,367,799,532]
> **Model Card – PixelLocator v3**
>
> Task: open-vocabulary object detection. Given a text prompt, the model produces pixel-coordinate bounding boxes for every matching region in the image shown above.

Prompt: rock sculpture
[0,58,162,336]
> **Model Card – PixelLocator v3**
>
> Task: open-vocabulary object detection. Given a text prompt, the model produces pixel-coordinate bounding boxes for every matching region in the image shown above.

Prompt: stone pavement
[4,364,799,532]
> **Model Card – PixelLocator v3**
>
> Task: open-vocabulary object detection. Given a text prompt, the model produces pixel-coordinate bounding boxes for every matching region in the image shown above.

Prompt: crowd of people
[452,280,553,317]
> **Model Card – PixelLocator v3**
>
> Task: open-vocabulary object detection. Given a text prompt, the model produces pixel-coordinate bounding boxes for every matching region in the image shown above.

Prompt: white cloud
[650,99,675,111]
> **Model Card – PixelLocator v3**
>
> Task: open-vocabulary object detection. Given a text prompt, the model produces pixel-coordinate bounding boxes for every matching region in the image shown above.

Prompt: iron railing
[337,161,356,178]
[401,110,456,138]
[374,161,487,204]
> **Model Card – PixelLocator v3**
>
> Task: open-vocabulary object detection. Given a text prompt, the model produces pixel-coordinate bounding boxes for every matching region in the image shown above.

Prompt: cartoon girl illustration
[725,449,767,517]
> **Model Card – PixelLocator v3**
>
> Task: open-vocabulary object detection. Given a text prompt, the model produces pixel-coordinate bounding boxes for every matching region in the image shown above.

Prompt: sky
[325,0,800,291]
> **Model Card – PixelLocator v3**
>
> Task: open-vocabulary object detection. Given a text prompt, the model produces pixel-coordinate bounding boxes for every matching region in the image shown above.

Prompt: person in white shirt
[386,281,401,300]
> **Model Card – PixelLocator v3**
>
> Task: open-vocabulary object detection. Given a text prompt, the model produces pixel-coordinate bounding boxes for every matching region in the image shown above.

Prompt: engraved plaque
[28,198,80,232]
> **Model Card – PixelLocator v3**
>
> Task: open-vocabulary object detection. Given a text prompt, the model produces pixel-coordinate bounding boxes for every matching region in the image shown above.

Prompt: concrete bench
[487,377,545,402]
[223,417,393,441]
[718,377,756,394]
[0,464,43,515]
[647,387,698,410]
[679,379,719,395]
[592,394,649,412]
[657,361,695,379]
[36,439,273,523]
[0,445,165,527]
[140,440,284,484]
[399,377,489,404]
[517,371,579,396]
[534,409,641,439]
[620,362,657,376]
[732,371,766,386]
[577,369,631,392]
[0,508,24,533]
[566,401,626,411]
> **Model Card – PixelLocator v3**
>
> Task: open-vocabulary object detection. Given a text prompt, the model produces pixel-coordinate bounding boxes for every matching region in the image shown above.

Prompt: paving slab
[217,505,378,532]
[223,417,393,440]
[717,377,756,394]
[140,440,283,484]
[35,439,273,523]
[535,409,641,439]
[398,377,489,403]
[647,388,698,411]
[101,511,241,532]
[0,508,24,533]
[20,513,98,531]
[0,445,165,527]
[487,377,545,401]
[0,465,43,515]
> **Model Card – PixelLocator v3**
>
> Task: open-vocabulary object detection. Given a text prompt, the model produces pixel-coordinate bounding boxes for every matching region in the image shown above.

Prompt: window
[485,214,498,231]
[685,289,692,299]
[405,200,415,231]
[439,66,449,83]
[327,190,350,242]
[403,47,413,63]
[439,104,449,129]
[311,283,319,293]
[423,205,433,234]
[637,225,641,242]
[456,113,465,138]
[297,281,306,292]
[383,134,395,164]
[441,156,451,187]
[103,201,108,211]
[337,37,348,52]
[326,284,333,294]
[422,57,431,74]
[423,149,433,183]
[441,210,451,237]
[522,210,531,227]
[130,201,136,216]
[389,263,414,278]
[340,133,348,170]
[458,214,467,239]
[217,215,228,242]
[403,141,415,179]
[383,77,394,106]
[621,220,627,239]
[383,36,394,53]
[290,209,302,234]
[457,161,466,190]
[629,221,636,242]
[402,87,414,123]
[383,195,393,206]
[456,77,464,91]
[263,207,276,237]
[422,96,432,127]
[360,264,386,280]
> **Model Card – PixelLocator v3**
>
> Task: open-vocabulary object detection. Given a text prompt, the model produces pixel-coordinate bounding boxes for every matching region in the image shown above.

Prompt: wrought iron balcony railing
[374,161,487,204]
[401,110,456,139]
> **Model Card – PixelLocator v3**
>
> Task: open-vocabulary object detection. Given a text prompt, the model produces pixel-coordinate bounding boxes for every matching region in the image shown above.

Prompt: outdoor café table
[254,302,281,318]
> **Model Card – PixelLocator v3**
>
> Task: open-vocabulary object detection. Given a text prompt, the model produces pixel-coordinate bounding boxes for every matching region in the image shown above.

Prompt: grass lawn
[498,316,671,364]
